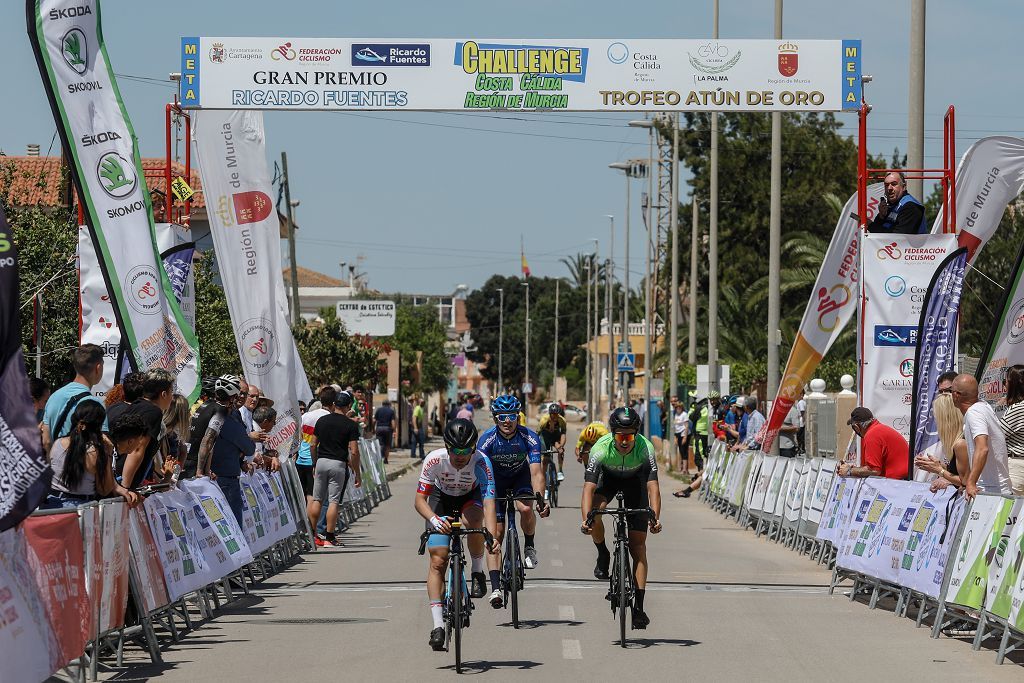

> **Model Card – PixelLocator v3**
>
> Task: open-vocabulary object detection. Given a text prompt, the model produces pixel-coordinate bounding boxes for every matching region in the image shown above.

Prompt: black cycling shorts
[594,475,650,532]
[425,488,483,546]
[295,463,314,497]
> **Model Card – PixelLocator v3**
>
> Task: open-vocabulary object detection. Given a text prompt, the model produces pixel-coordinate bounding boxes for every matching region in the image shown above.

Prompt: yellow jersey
[576,421,609,450]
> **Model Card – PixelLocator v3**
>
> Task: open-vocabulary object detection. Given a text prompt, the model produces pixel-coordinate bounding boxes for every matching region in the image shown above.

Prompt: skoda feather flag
[27,0,200,399]
[0,206,52,531]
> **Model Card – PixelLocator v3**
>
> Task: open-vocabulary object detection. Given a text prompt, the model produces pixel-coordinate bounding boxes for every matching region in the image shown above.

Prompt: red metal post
[945,105,956,234]
[183,110,192,227]
[164,103,173,224]
[858,103,868,229]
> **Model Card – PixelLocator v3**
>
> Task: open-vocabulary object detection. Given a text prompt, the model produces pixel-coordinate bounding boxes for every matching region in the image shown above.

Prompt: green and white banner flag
[28,0,200,398]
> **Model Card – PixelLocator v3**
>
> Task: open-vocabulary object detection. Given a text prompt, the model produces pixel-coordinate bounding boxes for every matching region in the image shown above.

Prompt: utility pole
[281,151,301,325]
[584,259,592,419]
[497,287,504,393]
[34,293,42,378]
[689,196,698,366]
[592,239,599,419]
[908,0,926,201]
[767,0,783,453]
[523,281,530,398]
[553,278,560,399]
[708,0,721,392]
[622,172,631,406]
[606,215,615,412]
[669,113,680,466]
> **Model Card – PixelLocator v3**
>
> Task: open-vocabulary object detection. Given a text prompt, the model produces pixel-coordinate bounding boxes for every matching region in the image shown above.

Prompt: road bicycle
[498,491,544,628]
[539,448,560,508]
[418,521,494,673]
[586,491,653,647]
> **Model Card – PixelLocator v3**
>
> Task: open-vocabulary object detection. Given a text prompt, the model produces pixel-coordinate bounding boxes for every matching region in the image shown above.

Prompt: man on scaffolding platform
[867,170,928,234]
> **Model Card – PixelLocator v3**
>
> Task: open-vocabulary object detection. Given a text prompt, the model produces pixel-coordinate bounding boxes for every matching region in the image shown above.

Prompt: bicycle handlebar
[417,521,495,555]
[586,506,654,526]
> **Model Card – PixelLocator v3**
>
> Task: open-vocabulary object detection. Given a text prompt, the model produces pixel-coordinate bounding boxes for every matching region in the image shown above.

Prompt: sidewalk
[381,433,444,481]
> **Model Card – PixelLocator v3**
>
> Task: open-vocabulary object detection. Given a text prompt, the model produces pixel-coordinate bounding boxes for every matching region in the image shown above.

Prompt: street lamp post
[629,119,655,438]
[591,239,599,420]
[605,215,615,413]
[522,281,530,400]
[553,279,560,399]
[584,260,591,420]
[497,287,504,393]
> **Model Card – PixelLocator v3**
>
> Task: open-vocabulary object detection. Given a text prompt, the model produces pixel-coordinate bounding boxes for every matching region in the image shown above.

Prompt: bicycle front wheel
[453,564,463,672]
[618,540,629,647]
[507,530,521,628]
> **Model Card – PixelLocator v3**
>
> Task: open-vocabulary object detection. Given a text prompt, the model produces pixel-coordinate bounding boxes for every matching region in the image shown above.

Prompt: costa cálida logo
[816,283,850,332]
[777,41,798,77]
[124,264,161,315]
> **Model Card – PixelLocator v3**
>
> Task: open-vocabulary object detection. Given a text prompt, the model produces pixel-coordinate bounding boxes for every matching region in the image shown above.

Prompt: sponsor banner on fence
[761,184,883,451]
[860,234,957,442]
[22,513,90,668]
[816,476,862,545]
[993,506,1024,629]
[910,248,967,470]
[783,458,811,524]
[30,0,201,399]
[143,490,215,602]
[194,110,311,457]
[945,495,1019,610]
[126,505,170,614]
[181,37,862,112]
[99,502,130,632]
[179,477,255,574]
[929,136,1024,262]
[0,206,52,532]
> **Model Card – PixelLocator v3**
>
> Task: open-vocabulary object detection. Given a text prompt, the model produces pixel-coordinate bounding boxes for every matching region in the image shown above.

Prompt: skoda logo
[884,275,906,297]
[607,42,629,64]
[95,152,137,199]
[61,28,88,75]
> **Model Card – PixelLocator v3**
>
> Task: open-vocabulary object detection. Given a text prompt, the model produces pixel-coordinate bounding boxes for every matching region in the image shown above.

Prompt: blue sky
[2,0,1018,294]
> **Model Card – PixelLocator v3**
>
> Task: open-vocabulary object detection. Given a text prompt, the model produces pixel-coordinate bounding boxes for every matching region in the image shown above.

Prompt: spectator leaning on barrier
[42,401,139,510]
[839,407,909,480]
[307,391,362,548]
[116,369,175,489]
[162,394,191,477]
[915,393,968,492]
[732,396,764,453]
[952,373,1012,499]
[41,343,106,454]
[867,171,928,235]
[105,371,143,427]
[297,386,336,504]
[252,405,280,472]
[373,398,396,464]
[997,363,1024,495]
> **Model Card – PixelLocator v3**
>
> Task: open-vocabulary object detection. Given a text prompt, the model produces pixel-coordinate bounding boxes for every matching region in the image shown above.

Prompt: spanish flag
[520,236,531,278]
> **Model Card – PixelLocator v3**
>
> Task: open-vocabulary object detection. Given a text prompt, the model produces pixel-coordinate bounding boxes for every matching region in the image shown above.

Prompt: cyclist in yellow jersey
[576,421,609,463]
[538,405,567,480]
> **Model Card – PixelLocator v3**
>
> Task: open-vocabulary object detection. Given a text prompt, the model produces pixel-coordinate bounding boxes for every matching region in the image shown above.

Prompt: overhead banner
[761,183,883,451]
[180,37,862,112]
[929,136,1024,262]
[79,223,196,398]
[909,248,967,471]
[29,0,201,399]
[977,240,1024,409]
[0,205,52,532]
[859,234,957,442]
[193,110,312,456]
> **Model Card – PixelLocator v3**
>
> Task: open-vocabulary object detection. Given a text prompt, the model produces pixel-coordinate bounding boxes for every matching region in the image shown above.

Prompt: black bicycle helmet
[547,403,561,415]
[609,406,641,433]
[443,418,478,451]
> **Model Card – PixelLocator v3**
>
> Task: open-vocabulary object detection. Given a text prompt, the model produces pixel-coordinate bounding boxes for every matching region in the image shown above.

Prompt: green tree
[192,252,240,378]
[292,308,381,389]
[383,304,451,395]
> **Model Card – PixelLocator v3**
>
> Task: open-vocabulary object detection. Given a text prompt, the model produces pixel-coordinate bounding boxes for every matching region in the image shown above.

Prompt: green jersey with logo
[584,433,659,483]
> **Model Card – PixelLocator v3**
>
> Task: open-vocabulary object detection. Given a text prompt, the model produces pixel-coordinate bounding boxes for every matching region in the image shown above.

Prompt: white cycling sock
[470,553,484,573]
[430,601,444,629]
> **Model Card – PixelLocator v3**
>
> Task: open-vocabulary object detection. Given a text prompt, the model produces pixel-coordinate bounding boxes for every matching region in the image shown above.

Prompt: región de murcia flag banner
[194,110,312,456]
[29,0,200,398]
[0,206,52,531]
[760,183,883,451]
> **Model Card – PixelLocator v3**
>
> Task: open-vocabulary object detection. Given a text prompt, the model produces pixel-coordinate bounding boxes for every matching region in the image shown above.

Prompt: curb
[386,461,417,482]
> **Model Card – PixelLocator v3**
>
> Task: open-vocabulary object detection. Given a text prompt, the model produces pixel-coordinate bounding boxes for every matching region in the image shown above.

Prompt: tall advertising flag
[977,240,1024,409]
[909,248,967,477]
[193,110,312,456]
[0,206,52,531]
[760,183,883,451]
[28,0,200,399]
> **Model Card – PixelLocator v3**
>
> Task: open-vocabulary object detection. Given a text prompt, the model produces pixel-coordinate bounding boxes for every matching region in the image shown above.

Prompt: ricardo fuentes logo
[239,317,279,375]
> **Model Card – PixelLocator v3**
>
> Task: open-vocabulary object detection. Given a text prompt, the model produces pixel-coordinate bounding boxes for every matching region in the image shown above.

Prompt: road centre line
[562,639,583,660]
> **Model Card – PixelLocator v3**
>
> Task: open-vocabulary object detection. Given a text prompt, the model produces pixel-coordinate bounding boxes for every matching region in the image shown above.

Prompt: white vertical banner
[30,0,200,399]
[78,226,118,398]
[193,110,312,456]
[859,234,957,442]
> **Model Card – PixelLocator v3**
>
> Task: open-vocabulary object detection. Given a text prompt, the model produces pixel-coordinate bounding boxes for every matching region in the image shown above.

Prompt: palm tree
[561,252,605,289]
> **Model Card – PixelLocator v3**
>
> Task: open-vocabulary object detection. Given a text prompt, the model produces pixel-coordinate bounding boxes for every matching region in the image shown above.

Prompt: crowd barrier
[0,438,393,683]
[699,440,1024,665]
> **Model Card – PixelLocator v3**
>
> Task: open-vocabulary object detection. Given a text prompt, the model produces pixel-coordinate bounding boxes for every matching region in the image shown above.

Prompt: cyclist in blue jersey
[476,394,549,608]
[415,418,499,651]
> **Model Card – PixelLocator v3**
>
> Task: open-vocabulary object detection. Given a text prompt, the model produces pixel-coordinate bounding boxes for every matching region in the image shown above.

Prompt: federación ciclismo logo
[96,152,137,199]
[239,317,279,376]
[1006,298,1024,345]
[61,28,88,75]
[124,264,161,315]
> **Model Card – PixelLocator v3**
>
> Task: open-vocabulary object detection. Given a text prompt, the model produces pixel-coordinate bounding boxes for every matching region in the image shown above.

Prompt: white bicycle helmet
[214,374,242,400]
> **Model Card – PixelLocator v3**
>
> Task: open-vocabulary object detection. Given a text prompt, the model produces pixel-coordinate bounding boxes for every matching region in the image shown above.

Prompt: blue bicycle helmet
[490,394,521,415]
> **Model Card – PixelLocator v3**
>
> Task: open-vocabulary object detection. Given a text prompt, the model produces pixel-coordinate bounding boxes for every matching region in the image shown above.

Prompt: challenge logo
[124,264,161,315]
[96,152,137,199]
[877,242,902,260]
[884,275,907,297]
[209,41,226,63]
[899,358,914,378]
[62,28,88,75]
[353,43,430,67]
[456,42,587,82]
[239,317,279,376]
[778,41,798,77]
[1006,298,1024,345]
[816,283,850,333]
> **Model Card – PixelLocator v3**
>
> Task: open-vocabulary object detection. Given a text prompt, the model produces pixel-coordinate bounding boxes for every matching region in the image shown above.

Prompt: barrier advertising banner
[30,0,201,398]
[99,502,130,632]
[181,37,862,112]
[761,184,883,451]
[985,498,1024,619]
[22,513,90,667]
[977,240,1024,409]
[179,477,254,573]
[193,110,311,456]
[929,136,1024,262]
[143,490,214,602]
[816,476,862,545]
[126,505,170,614]
[910,248,968,468]
[997,511,1024,630]
[946,495,1018,610]
[0,527,61,682]
[0,206,52,532]
[804,459,836,525]
[859,234,958,442]
[784,459,812,524]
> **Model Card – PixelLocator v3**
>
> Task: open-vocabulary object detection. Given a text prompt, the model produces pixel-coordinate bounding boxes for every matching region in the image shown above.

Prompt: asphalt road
[110,420,1022,681]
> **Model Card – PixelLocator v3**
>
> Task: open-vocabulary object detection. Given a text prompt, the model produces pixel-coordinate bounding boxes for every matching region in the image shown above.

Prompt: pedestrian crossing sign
[616,353,635,373]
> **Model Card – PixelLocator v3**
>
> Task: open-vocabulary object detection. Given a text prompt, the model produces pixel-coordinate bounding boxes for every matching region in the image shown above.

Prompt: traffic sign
[616,353,635,373]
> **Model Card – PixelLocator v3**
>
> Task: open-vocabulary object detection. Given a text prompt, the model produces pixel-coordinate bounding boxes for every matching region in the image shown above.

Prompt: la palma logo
[62,28,88,75]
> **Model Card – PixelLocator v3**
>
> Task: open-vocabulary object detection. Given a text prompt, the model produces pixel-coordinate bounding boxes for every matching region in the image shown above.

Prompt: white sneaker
[524,545,539,569]
[489,589,503,609]
[556,471,565,482]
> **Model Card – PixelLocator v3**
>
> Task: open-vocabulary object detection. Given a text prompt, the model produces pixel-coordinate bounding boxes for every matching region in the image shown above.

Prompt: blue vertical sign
[841,40,862,111]
[181,37,201,108]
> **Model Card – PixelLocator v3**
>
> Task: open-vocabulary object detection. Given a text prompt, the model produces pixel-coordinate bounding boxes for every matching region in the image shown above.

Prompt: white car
[538,402,589,422]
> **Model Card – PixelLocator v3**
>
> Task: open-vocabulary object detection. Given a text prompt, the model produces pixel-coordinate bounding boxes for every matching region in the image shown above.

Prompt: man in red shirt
[837,407,909,480]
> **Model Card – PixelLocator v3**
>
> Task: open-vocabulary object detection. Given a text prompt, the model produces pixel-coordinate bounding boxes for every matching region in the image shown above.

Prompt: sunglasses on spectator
[448,445,474,456]
[495,413,518,423]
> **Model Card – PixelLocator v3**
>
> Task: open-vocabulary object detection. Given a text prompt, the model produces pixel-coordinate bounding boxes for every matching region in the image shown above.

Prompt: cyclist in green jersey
[580,407,662,629]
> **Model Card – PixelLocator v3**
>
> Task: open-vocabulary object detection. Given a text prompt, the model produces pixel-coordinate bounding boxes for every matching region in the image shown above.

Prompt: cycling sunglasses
[495,413,519,423]
[613,432,637,445]
[448,445,474,456]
